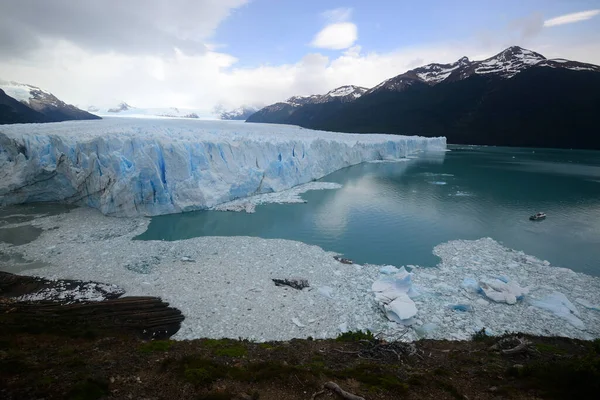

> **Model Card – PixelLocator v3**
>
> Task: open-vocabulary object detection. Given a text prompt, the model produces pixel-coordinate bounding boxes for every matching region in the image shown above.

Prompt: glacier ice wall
[0,119,446,216]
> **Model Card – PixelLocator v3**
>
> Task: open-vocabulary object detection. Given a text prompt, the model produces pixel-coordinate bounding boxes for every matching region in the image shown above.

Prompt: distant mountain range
[0,80,100,124]
[214,104,260,120]
[247,85,367,124]
[89,102,201,119]
[247,47,600,149]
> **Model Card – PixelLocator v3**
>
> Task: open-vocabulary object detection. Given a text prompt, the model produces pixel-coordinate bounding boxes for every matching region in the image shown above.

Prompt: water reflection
[137,147,600,275]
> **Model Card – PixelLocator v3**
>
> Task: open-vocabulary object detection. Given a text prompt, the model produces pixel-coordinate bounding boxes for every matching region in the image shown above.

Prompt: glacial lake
[137,146,600,276]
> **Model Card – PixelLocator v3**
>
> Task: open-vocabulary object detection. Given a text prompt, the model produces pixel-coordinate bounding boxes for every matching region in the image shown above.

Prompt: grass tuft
[336,330,375,342]
[139,340,173,353]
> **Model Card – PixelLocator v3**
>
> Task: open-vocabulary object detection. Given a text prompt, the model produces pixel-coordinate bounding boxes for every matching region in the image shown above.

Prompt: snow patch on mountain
[0,80,61,108]
[0,80,53,104]
[369,46,600,93]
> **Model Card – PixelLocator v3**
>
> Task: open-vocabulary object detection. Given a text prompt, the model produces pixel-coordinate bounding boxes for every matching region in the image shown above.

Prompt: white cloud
[2,37,599,114]
[311,22,358,50]
[1,4,599,116]
[544,9,600,27]
[0,0,248,58]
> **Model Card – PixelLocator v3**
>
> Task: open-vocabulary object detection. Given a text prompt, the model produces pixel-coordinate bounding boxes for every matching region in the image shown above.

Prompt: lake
[136,146,600,276]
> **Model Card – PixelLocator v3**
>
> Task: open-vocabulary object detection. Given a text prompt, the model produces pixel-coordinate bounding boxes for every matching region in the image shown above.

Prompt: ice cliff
[0,119,446,216]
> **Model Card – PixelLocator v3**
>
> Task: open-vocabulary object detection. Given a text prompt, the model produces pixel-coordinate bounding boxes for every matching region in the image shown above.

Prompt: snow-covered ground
[0,118,445,216]
[1,207,598,342]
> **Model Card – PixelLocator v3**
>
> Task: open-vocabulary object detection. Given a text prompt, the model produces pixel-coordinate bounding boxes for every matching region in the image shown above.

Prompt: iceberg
[529,292,584,329]
[372,267,419,323]
[385,293,418,322]
[479,277,528,305]
[0,118,446,216]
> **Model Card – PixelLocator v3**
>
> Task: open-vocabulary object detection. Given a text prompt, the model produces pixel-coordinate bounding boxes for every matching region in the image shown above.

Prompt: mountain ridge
[0,80,100,124]
[246,46,600,149]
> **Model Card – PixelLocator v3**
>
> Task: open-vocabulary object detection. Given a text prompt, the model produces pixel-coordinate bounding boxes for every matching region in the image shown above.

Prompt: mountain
[0,80,101,124]
[0,89,48,124]
[246,85,367,124]
[93,103,202,119]
[107,102,132,113]
[213,105,260,120]
[246,47,600,149]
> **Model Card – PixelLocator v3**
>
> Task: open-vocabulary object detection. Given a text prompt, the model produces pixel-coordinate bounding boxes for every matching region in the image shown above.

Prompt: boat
[529,212,546,221]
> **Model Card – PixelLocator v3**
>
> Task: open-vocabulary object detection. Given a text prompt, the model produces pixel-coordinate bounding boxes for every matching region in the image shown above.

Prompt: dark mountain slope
[246,47,600,149]
[309,67,600,149]
[0,81,100,124]
[0,89,48,124]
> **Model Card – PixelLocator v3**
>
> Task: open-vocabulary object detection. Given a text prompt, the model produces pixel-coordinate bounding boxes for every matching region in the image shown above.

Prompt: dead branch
[501,336,532,355]
[311,382,365,400]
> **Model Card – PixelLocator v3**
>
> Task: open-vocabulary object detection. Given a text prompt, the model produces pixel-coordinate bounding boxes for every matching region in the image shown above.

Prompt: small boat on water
[529,212,546,221]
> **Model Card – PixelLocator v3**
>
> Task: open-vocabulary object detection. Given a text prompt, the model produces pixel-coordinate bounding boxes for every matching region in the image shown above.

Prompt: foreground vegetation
[1,318,599,400]
[1,272,599,399]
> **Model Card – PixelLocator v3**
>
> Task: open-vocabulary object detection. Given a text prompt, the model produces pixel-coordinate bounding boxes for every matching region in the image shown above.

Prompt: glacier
[0,118,445,216]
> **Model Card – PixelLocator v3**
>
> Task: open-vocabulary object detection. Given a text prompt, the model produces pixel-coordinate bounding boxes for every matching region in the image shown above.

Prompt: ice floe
[1,208,599,342]
[211,182,342,213]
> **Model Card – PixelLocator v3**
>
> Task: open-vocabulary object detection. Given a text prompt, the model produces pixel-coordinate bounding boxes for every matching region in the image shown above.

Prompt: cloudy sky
[0,0,599,113]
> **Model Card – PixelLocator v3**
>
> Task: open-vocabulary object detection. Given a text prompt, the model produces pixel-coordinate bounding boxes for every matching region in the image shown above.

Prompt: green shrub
[139,340,173,353]
[336,330,375,342]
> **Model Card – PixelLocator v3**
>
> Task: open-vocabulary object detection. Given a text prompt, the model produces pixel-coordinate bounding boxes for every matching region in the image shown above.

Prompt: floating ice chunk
[461,277,481,293]
[415,323,438,338]
[434,282,458,294]
[529,292,584,329]
[338,322,349,333]
[372,267,412,293]
[450,304,473,312]
[379,265,399,274]
[213,182,342,213]
[450,191,472,197]
[430,181,447,185]
[317,286,334,299]
[479,277,528,305]
[372,267,420,323]
[384,293,418,322]
[292,318,305,327]
[576,298,600,311]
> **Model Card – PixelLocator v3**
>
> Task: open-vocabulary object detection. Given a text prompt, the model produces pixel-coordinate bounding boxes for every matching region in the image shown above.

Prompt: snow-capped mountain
[246,46,600,149]
[213,104,261,120]
[246,85,367,124]
[368,46,599,94]
[0,80,100,124]
[107,102,132,113]
[285,85,368,106]
[92,103,203,119]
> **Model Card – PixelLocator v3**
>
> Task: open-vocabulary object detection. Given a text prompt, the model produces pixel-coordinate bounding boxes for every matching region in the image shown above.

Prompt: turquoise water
[137,146,600,276]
